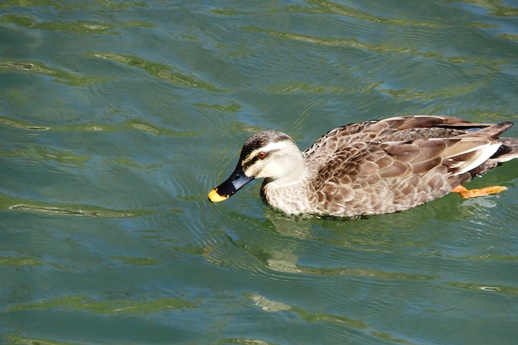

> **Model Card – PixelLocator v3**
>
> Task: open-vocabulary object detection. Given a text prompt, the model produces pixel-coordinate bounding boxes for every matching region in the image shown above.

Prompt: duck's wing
[304,115,511,168]
[306,116,514,216]
[304,115,491,158]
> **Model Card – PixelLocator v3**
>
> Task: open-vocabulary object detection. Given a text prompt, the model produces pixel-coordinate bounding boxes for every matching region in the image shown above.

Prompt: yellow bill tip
[208,189,228,203]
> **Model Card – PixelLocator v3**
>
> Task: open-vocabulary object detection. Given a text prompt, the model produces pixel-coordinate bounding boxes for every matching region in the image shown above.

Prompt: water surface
[1,0,518,344]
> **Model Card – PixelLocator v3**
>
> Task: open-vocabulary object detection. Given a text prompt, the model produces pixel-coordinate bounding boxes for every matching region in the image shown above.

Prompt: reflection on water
[9,295,197,314]
[1,0,517,344]
[0,60,111,85]
[91,52,227,91]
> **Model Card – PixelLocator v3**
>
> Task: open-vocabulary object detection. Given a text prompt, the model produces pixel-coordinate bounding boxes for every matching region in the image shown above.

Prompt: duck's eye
[257,151,267,159]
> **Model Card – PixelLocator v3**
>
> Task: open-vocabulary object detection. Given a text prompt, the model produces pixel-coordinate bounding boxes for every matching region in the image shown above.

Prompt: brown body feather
[298,116,515,216]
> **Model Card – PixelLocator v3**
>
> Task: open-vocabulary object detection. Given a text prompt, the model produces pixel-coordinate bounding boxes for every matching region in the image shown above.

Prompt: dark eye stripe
[242,148,279,169]
[243,155,259,169]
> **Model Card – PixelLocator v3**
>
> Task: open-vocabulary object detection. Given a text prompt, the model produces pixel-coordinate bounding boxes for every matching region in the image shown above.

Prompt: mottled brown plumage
[208,115,518,217]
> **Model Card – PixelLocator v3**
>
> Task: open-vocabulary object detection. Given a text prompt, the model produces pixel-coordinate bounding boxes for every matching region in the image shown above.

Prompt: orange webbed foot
[451,185,508,199]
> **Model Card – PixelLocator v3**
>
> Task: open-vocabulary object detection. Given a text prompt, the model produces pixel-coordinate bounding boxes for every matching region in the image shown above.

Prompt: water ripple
[300,0,444,28]
[212,0,444,28]
[245,293,424,345]
[0,256,44,267]
[457,0,518,17]
[449,282,518,296]
[0,60,110,85]
[1,192,144,218]
[0,13,155,35]
[0,115,198,136]
[90,52,228,92]
[240,26,510,67]
[217,339,278,345]
[282,264,434,281]
[5,335,85,345]
[0,144,90,165]
[8,295,196,314]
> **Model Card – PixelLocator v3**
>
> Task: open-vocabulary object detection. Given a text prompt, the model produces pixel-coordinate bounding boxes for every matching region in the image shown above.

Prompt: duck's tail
[450,122,517,199]
[462,122,517,177]
[493,137,518,163]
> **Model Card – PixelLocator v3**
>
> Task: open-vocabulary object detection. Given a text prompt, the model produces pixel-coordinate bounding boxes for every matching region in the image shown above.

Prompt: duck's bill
[208,166,254,203]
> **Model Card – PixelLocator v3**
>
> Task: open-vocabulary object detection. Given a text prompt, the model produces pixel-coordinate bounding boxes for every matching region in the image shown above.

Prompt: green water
[1,0,518,344]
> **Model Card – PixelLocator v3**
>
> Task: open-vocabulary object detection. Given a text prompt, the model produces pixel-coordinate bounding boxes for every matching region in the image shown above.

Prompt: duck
[208,115,518,217]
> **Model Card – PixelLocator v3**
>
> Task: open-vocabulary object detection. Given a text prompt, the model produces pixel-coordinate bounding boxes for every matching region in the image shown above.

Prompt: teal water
[1,0,518,344]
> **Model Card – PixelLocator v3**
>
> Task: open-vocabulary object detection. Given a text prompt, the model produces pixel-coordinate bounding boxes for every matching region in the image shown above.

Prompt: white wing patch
[453,143,501,175]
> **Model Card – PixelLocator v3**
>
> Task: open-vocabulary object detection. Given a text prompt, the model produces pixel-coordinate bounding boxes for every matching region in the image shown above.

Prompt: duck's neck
[261,160,314,215]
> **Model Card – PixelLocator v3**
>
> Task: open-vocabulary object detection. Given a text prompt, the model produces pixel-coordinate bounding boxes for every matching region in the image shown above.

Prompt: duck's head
[208,130,304,203]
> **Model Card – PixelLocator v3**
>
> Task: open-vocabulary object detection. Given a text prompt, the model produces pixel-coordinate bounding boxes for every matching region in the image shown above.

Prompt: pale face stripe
[242,141,289,165]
